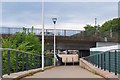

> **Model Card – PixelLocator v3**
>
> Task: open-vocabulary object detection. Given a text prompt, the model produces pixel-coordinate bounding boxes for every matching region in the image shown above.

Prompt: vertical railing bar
[98,54,99,68]
[8,50,10,75]
[95,55,96,67]
[115,50,117,75]
[51,58,53,65]
[37,56,39,68]
[93,56,94,65]
[49,58,50,66]
[34,55,36,68]
[89,57,91,64]
[104,53,106,71]
[30,54,32,69]
[103,53,104,70]
[44,57,46,67]
[92,56,94,65]
[94,56,95,66]
[0,49,2,78]
[26,53,28,70]
[16,51,18,72]
[22,52,24,71]
[50,57,51,66]
[109,51,111,72]
[117,50,119,75]
[101,54,103,69]
[95,55,97,67]
[39,56,41,68]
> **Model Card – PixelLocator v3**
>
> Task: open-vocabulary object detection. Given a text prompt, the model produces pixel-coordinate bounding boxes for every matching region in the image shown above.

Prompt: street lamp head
[52,18,57,24]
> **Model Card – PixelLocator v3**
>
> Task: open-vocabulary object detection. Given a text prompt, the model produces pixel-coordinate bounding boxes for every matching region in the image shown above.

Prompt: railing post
[101,54,103,69]
[22,52,24,71]
[64,30,66,36]
[95,55,97,67]
[16,51,18,72]
[39,56,41,68]
[98,54,99,68]
[37,56,39,68]
[26,53,28,70]
[0,49,2,78]
[104,53,106,71]
[8,28,10,34]
[109,51,111,72]
[34,55,36,68]
[30,54,32,69]
[44,57,46,67]
[93,56,95,65]
[8,50,10,75]
[115,50,117,75]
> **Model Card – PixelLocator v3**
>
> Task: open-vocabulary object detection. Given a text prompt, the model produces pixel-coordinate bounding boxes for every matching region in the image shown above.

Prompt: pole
[54,23,56,66]
[110,28,112,38]
[95,18,97,27]
[41,0,44,71]
[0,50,2,78]
[0,33,2,78]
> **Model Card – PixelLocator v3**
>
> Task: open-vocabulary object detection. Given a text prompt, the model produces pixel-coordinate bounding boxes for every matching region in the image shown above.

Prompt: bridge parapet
[0,27,84,37]
[1,27,119,43]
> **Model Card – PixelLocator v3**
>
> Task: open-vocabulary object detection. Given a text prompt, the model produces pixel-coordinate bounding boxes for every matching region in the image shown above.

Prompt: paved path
[23,66,103,78]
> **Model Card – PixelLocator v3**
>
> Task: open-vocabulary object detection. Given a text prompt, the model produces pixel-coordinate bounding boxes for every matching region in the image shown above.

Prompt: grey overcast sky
[1,1,119,30]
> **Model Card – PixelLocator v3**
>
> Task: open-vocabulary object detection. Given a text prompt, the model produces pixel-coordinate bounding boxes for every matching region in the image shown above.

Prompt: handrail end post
[0,51,2,78]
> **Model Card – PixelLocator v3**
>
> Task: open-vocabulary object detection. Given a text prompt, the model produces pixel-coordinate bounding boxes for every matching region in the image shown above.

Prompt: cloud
[0,2,2,27]
[2,2,118,30]
[1,0,120,2]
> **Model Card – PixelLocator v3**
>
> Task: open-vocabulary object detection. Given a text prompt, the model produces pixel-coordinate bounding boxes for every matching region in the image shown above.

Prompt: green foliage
[99,18,120,38]
[2,27,41,54]
[84,24,96,36]
[82,18,119,41]
[71,17,119,42]
[100,18,120,32]
[2,27,42,74]
[45,53,54,58]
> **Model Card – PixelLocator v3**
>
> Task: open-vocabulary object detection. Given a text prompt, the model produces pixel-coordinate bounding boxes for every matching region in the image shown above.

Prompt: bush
[2,27,42,74]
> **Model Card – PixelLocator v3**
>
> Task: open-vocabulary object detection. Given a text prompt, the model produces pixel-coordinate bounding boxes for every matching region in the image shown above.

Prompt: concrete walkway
[23,66,103,78]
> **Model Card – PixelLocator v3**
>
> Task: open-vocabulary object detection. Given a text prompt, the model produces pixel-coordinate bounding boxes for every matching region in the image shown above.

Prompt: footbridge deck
[23,66,102,78]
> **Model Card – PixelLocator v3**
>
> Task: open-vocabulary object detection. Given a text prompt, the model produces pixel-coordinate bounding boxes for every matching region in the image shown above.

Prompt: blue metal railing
[0,27,83,36]
[1,27,119,43]
[83,49,120,75]
[0,48,53,78]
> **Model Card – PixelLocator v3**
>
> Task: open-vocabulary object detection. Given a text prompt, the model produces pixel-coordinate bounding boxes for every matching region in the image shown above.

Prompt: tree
[99,18,120,39]
[100,18,120,32]
[84,24,96,37]
[2,27,42,74]
[2,27,41,54]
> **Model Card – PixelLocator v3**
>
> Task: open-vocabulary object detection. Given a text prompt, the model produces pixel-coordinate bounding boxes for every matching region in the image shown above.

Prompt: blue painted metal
[83,49,120,75]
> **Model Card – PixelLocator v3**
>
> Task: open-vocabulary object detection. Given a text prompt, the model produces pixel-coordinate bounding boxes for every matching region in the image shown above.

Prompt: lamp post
[41,0,44,71]
[52,18,57,66]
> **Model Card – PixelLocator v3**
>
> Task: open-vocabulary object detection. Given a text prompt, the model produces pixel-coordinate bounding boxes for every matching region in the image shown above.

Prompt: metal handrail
[82,49,120,75]
[0,48,41,56]
[82,49,120,59]
[0,27,84,36]
[0,48,53,78]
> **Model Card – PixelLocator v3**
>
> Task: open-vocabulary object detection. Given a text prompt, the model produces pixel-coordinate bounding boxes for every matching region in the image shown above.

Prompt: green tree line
[80,17,120,41]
